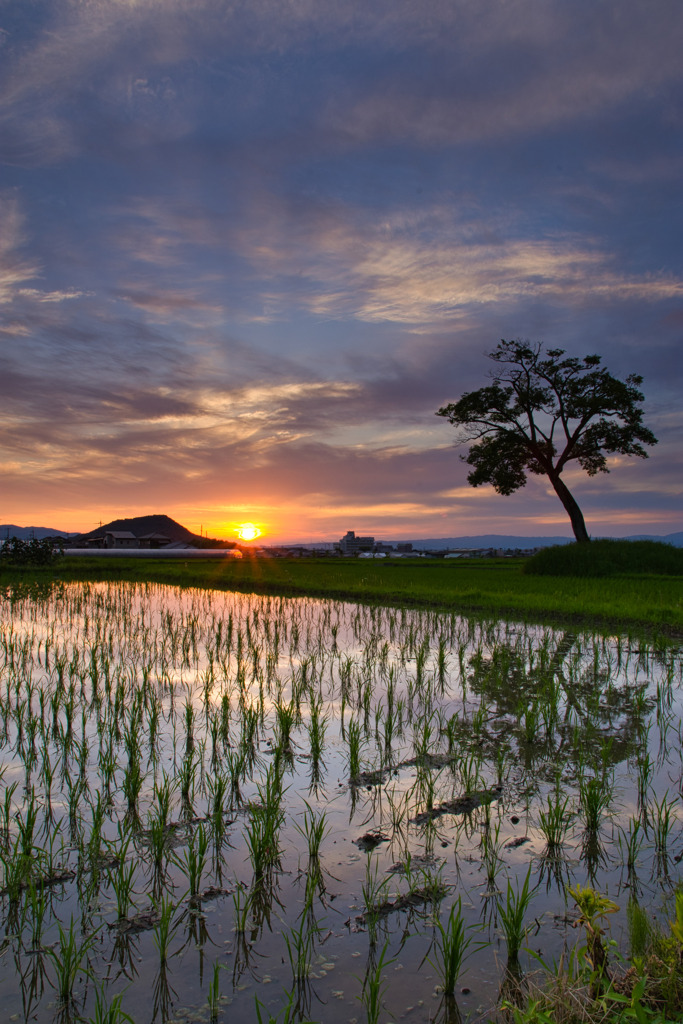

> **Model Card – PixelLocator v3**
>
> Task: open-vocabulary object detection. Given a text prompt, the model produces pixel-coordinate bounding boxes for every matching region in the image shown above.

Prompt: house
[138,533,172,549]
[104,531,139,549]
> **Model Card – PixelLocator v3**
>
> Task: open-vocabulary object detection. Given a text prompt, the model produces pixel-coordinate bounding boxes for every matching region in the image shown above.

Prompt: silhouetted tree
[437,340,657,543]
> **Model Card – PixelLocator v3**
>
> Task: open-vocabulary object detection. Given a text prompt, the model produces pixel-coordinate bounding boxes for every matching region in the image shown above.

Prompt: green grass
[525,539,683,578]
[2,551,682,632]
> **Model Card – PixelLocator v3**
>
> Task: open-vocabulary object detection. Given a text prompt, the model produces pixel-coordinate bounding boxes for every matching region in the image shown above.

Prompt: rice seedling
[307,699,327,766]
[44,916,96,1005]
[245,779,285,879]
[176,823,209,900]
[207,770,230,841]
[578,771,612,833]
[480,819,504,888]
[110,845,138,920]
[358,941,396,1024]
[87,989,135,1024]
[0,578,678,1024]
[651,789,678,874]
[0,833,33,902]
[255,986,315,1024]
[275,699,297,752]
[152,892,180,963]
[293,802,329,861]
[537,787,574,855]
[459,752,482,793]
[347,718,364,782]
[361,856,392,946]
[25,877,49,950]
[207,960,223,1022]
[178,750,198,812]
[428,897,481,995]
[232,882,252,934]
[496,865,538,961]
[283,913,319,981]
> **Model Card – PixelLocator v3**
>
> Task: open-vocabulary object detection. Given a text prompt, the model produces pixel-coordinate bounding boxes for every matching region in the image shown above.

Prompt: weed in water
[627,895,652,958]
[572,884,621,1000]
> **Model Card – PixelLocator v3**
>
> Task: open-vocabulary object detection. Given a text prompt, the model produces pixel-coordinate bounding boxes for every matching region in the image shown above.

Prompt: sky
[1,0,682,543]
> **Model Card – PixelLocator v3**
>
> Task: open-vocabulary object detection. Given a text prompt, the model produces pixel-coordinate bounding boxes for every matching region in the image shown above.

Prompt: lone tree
[437,340,658,543]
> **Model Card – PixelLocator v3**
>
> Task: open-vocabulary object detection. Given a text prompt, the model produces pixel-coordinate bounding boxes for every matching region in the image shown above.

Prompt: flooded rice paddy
[0,581,681,1024]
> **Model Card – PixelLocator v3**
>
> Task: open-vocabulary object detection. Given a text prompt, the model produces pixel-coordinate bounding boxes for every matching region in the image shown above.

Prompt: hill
[72,515,235,548]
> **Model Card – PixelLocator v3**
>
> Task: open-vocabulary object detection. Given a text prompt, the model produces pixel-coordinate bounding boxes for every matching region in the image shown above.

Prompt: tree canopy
[436,340,658,542]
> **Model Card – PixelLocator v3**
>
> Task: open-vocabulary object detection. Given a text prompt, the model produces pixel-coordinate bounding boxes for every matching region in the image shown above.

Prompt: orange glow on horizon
[235,522,262,541]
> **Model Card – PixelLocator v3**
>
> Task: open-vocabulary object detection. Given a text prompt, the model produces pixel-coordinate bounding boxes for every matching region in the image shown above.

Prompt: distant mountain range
[406,532,683,550]
[3,519,682,550]
[1,525,76,540]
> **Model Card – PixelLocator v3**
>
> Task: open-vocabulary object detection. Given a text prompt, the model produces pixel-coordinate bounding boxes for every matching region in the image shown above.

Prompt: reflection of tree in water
[463,631,656,785]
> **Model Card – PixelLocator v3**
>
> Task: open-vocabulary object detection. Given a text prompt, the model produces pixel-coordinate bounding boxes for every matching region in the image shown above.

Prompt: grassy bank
[2,553,682,632]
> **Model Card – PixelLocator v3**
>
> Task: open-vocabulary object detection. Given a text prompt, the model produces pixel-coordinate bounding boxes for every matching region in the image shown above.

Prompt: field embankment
[3,553,682,633]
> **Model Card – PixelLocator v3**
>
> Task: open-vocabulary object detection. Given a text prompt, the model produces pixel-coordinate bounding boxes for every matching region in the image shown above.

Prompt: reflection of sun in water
[236,523,261,541]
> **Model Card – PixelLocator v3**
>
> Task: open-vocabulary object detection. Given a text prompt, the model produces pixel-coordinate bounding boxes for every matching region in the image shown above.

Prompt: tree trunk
[549,473,590,543]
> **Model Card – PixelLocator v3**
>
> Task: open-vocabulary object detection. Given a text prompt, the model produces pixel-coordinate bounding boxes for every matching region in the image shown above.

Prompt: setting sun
[236,522,262,541]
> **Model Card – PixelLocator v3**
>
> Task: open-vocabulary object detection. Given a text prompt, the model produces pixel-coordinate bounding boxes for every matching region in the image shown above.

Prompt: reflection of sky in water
[0,582,681,1023]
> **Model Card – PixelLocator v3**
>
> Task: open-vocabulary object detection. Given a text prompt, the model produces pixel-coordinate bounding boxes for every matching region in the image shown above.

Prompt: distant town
[2,516,682,558]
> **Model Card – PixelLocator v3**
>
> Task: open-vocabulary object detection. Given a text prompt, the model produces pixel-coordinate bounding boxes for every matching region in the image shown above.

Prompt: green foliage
[437,340,657,542]
[0,536,63,567]
[508,886,683,1023]
[525,540,683,578]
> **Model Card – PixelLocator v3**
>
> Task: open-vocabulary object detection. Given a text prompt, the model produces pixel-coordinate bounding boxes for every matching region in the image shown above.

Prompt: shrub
[524,540,683,578]
[0,536,63,567]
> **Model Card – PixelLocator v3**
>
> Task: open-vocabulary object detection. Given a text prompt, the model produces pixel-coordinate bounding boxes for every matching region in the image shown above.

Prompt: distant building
[138,533,172,549]
[396,542,413,553]
[338,530,374,555]
[104,531,138,549]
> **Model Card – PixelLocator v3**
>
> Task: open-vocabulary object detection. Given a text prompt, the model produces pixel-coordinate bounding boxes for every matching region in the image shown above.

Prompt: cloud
[0,194,39,304]
[231,199,683,325]
[1,0,680,538]
[16,288,85,302]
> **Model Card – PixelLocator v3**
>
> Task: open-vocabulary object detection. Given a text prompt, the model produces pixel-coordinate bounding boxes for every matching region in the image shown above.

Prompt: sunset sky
[1,0,681,542]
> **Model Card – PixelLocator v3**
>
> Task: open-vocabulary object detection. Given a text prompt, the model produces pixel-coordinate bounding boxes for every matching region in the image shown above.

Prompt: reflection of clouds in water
[1,580,679,1017]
